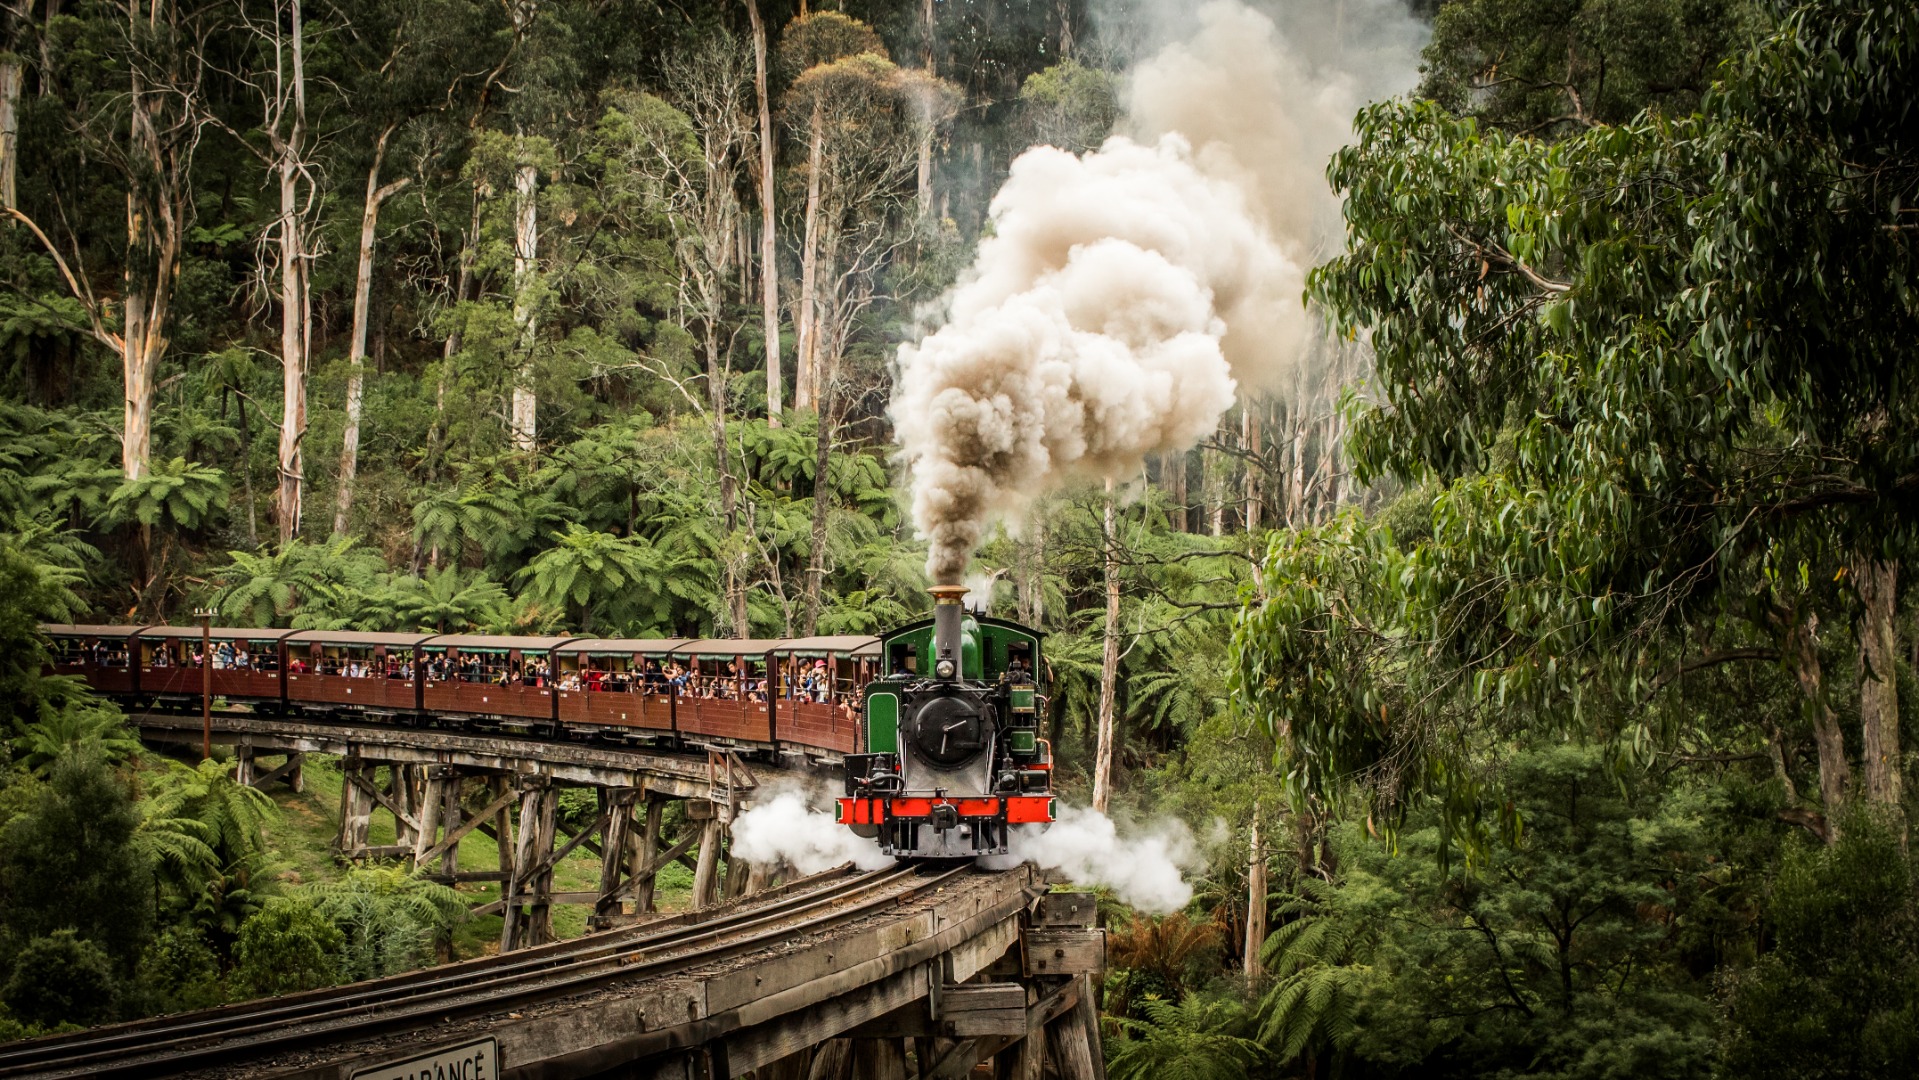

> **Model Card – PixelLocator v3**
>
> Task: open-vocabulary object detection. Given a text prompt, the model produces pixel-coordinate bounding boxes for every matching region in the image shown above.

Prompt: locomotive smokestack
[930,585,967,681]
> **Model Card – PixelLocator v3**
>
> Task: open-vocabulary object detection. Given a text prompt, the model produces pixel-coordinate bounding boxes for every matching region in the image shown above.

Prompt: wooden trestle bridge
[0,863,1108,1080]
[0,710,1110,1078]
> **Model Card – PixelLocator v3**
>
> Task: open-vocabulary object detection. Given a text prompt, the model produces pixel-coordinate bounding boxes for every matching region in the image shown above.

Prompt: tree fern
[1109,992,1264,1080]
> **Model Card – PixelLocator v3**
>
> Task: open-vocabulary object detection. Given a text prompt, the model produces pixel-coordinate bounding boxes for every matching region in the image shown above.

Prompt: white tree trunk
[335,129,409,536]
[1242,401,1262,531]
[916,131,933,217]
[794,111,824,412]
[1092,478,1121,814]
[0,58,19,209]
[274,0,309,545]
[745,0,782,427]
[510,158,539,451]
[1244,806,1266,979]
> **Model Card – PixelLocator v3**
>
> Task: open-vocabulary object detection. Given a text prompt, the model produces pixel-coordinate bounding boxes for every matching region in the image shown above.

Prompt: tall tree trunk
[0,54,18,209]
[1783,611,1850,840]
[428,187,485,479]
[1204,441,1224,537]
[334,125,409,537]
[794,109,824,412]
[1166,450,1187,533]
[916,131,933,218]
[273,0,310,545]
[1056,0,1074,57]
[707,316,748,636]
[744,0,782,428]
[801,381,835,636]
[1855,558,1901,809]
[120,0,192,483]
[1092,478,1121,814]
[1243,401,1262,531]
[510,156,539,452]
[922,0,936,68]
[1288,415,1308,525]
[1325,409,1344,510]
[1244,805,1266,979]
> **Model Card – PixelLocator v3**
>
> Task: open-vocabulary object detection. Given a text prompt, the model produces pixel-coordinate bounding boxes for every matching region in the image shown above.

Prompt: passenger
[289,655,308,674]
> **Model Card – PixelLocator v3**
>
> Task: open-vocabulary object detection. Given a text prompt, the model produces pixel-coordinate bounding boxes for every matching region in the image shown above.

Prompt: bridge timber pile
[0,864,1109,1080]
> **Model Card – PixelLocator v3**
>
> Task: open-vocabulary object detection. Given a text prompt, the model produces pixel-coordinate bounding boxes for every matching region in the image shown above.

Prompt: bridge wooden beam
[243,750,304,792]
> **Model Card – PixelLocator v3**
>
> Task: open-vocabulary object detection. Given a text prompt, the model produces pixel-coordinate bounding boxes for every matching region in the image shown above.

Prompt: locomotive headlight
[935,659,956,679]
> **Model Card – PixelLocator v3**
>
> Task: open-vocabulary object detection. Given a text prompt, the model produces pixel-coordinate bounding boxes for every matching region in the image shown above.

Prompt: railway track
[0,861,976,1080]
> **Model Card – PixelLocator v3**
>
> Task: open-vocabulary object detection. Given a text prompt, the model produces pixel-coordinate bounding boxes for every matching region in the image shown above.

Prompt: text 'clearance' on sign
[350,1036,498,1080]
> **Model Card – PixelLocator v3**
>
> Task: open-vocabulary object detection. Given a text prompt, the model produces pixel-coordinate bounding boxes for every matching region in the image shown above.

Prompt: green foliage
[1720,808,1919,1079]
[2,931,119,1028]
[378,565,509,633]
[1256,745,1726,1079]
[1420,0,1764,134]
[514,522,693,633]
[104,457,228,531]
[10,698,141,775]
[136,923,226,1013]
[1240,0,1919,846]
[1017,59,1119,152]
[232,896,344,998]
[0,748,152,974]
[206,537,386,628]
[1108,991,1264,1080]
[300,865,467,982]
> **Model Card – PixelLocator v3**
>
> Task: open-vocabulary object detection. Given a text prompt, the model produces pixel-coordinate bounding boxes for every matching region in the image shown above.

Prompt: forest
[0,0,1915,1076]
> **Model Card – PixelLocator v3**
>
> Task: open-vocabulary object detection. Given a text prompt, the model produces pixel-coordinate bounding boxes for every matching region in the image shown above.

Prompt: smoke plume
[981,804,1201,913]
[895,0,1422,582]
[730,786,896,875]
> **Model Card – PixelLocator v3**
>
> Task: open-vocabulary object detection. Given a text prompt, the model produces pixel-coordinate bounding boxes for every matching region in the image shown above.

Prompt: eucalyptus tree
[331,0,497,536]
[1235,0,1919,846]
[4,0,221,481]
[1420,0,1766,135]
[593,34,757,635]
[776,11,886,410]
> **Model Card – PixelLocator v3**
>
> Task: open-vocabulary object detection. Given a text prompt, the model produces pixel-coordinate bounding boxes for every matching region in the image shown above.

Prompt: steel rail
[0,862,975,1079]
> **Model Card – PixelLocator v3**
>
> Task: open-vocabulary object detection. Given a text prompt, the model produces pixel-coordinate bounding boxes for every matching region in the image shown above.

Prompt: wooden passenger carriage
[42,624,887,760]
[285,630,431,714]
[553,638,686,733]
[135,626,295,702]
[418,634,569,723]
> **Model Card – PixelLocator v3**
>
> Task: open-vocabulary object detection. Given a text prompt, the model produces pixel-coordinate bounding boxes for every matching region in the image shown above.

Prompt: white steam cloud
[895,0,1423,582]
[730,787,896,875]
[982,804,1201,914]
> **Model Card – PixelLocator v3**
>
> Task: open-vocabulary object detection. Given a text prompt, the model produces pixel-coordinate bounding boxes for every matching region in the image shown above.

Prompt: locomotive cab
[839,586,1056,858]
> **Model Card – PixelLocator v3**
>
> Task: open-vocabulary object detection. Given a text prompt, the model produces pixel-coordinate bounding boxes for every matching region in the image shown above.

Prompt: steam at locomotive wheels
[42,586,1055,863]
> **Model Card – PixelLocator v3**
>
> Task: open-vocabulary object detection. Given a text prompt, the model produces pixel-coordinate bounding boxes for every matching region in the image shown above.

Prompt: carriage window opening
[889,643,916,676]
[1004,642,1035,682]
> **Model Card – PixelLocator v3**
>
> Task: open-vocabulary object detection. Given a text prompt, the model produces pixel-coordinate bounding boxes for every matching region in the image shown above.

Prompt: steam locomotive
[839,585,1056,858]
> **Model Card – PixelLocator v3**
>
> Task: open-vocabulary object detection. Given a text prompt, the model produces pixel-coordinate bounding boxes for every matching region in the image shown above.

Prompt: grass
[243,750,695,959]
